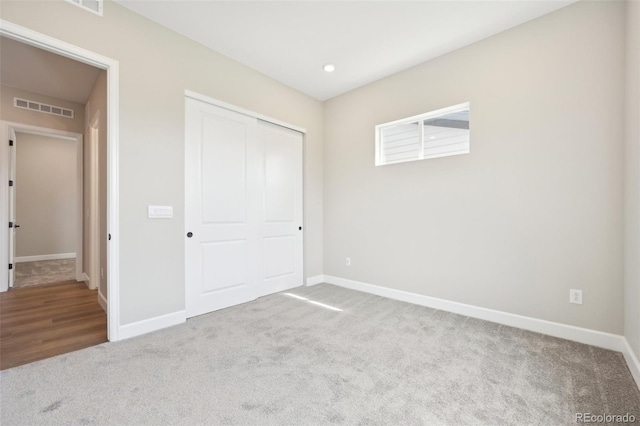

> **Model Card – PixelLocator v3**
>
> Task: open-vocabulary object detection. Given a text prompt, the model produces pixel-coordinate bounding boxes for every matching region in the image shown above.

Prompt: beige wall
[323,1,625,334]
[83,70,107,296]
[0,85,85,133]
[15,132,77,258]
[0,0,324,325]
[625,0,640,356]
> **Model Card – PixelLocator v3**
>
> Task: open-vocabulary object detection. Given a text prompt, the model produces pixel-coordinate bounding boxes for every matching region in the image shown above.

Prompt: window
[375,102,470,166]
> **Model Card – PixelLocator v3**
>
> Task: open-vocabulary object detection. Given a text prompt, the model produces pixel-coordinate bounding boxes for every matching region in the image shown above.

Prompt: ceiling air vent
[14,98,75,119]
[65,0,103,16]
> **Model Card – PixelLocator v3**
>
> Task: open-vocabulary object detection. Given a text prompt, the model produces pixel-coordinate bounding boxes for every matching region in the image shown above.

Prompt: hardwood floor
[0,282,107,370]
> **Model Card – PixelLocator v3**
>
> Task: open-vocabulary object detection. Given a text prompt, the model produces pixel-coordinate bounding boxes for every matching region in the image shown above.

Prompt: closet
[184,96,303,318]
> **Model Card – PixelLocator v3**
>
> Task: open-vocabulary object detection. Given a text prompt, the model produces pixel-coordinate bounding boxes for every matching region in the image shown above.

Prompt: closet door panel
[185,98,259,318]
[258,121,303,297]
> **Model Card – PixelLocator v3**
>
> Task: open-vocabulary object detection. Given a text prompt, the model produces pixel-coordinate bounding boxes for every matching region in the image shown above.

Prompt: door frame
[185,90,306,134]
[7,127,16,287]
[88,112,101,291]
[2,123,84,283]
[0,19,121,341]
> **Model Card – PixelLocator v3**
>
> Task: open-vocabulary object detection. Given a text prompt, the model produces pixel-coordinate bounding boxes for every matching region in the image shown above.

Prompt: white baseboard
[98,290,107,313]
[118,310,186,341]
[82,272,98,290]
[83,273,91,288]
[15,252,76,263]
[323,275,624,352]
[622,338,640,388]
[306,275,325,286]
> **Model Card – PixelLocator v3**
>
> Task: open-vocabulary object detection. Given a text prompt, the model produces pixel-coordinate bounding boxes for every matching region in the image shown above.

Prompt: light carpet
[1,284,638,425]
[14,259,76,288]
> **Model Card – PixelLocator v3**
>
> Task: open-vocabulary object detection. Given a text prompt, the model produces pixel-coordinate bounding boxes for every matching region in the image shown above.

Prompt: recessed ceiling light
[323,63,335,73]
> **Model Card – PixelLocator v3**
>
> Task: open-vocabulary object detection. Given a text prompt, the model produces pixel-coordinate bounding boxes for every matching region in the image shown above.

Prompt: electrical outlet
[345,257,351,267]
[570,289,582,304]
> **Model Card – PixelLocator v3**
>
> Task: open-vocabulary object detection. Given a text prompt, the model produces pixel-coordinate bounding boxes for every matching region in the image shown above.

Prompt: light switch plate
[148,205,173,219]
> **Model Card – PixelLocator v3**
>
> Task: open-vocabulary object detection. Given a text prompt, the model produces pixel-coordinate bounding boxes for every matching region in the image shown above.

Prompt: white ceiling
[0,36,101,104]
[116,0,576,101]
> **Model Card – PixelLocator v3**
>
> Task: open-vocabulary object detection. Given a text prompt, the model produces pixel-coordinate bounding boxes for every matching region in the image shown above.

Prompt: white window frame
[375,102,470,166]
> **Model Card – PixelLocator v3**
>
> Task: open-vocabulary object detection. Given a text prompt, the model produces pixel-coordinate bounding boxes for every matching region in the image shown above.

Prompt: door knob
[187,232,193,238]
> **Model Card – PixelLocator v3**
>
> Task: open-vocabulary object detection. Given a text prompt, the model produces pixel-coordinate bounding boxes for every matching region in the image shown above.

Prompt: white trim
[323,275,624,352]
[6,127,16,288]
[306,275,325,286]
[1,126,77,141]
[622,338,640,390]
[76,127,84,282]
[89,112,100,291]
[184,90,307,134]
[0,20,110,69]
[98,290,107,313]
[83,272,91,289]
[15,253,76,263]
[107,55,120,344]
[0,20,120,342]
[118,310,186,340]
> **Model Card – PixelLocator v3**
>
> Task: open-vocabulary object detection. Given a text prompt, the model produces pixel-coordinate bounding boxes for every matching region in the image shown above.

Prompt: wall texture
[0,85,85,134]
[625,0,640,356]
[83,70,107,296]
[0,0,324,325]
[15,132,77,258]
[323,1,625,334]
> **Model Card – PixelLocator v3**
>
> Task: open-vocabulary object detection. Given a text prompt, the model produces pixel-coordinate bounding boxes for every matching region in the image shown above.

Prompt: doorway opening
[0,20,121,369]
[9,126,84,290]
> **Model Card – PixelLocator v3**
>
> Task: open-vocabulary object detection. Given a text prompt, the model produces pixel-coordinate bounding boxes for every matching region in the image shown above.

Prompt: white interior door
[8,128,16,288]
[185,98,304,318]
[258,121,303,296]
[185,99,260,318]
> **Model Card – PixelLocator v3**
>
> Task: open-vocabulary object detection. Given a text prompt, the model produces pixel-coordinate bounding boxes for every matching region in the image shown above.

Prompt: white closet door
[258,121,303,296]
[185,98,260,318]
[185,97,304,318]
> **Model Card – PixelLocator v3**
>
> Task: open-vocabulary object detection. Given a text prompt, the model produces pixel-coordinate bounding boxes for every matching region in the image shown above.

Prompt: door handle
[187,232,193,238]
[14,224,20,229]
